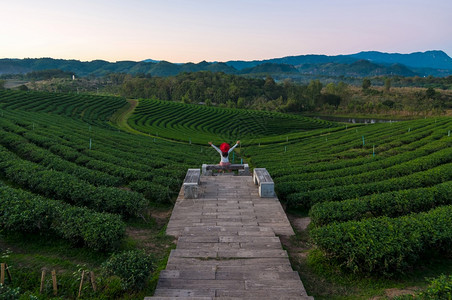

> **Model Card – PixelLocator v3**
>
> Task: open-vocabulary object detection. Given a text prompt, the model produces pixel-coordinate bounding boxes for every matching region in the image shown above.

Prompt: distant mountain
[226,55,355,70]
[141,59,160,63]
[225,50,452,72]
[0,59,235,77]
[1,51,451,79]
[296,60,417,77]
[349,50,452,70]
[240,63,299,75]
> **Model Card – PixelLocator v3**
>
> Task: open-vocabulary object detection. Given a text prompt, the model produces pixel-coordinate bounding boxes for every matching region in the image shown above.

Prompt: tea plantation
[0,90,218,251]
[128,98,336,145]
[245,117,452,275]
[0,90,451,298]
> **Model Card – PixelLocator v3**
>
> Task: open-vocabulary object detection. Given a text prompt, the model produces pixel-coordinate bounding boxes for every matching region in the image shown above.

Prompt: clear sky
[1,0,451,63]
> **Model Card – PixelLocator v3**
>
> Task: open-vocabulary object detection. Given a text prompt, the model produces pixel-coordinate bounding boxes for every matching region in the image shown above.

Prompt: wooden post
[1,263,5,284]
[90,271,97,292]
[40,270,46,294]
[78,270,85,298]
[51,270,57,296]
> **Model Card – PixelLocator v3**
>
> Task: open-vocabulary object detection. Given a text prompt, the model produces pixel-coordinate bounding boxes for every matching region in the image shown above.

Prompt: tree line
[3,70,450,115]
[108,71,450,115]
[108,71,346,112]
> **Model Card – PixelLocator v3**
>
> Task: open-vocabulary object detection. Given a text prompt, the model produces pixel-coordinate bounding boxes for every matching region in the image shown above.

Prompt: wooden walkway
[147,175,313,300]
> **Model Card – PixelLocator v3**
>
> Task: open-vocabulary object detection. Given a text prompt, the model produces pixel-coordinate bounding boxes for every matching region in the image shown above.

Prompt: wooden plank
[90,271,97,292]
[51,270,57,296]
[78,270,85,298]
[0,263,4,284]
[40,270,46,294]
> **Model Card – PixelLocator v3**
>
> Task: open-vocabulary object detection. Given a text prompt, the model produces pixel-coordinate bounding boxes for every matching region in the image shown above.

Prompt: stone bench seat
[202,164,250,176]
[253,168,275,198]
[183,168,201,199]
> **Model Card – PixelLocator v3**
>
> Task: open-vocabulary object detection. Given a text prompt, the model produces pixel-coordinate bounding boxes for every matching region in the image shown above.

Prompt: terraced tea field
[127,98,337,144]
[0,90,450,298]
[245,117,452,275]
[0,90,218,251]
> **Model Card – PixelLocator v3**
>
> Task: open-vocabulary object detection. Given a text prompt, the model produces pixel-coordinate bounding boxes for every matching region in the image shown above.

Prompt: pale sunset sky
[1,0,451,63]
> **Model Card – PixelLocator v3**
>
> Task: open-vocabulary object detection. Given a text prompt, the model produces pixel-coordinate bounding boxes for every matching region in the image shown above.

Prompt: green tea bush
[420,274,452,299]
[310,205,452,275]
[0,184,125,251]
[288,163,452,209]
[310,181,452,226]
[0,284,20,299]
[129,180,173,204]
[102,250,154,291]
[0,152,146,217]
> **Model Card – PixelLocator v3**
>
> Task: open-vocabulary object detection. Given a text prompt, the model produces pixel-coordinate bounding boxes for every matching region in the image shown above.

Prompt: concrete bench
[202,164,250,176]
[183,168,201,199]
[253,168,275,197]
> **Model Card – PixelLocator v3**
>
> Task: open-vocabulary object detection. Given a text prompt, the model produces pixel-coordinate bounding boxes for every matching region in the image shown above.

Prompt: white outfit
[211,143,238,163]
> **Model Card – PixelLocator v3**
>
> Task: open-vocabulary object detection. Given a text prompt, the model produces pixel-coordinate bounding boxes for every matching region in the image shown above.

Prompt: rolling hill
[1,51,452,78]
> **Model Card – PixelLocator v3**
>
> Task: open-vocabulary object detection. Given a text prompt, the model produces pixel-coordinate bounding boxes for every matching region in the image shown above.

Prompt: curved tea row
[246,117,452,275]
[0,90,218,251]
[128,98,336,144]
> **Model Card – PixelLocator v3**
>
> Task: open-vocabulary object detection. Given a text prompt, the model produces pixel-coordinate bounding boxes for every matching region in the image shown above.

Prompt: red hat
[220,143,230,152]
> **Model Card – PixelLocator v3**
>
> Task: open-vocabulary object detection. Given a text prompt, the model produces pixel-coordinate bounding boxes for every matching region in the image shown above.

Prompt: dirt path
[110,99,147,135]
[111,99,193,145]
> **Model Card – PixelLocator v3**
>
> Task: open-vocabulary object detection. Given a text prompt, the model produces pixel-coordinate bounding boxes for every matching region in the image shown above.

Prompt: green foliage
[425,87,436,99]
[420,274,452,299]
[129,180,173,204]
[384,78,391,92]
[128,98,335,145]
[24,69,74,80]
[362,78,371,90]
[393,274,452,299]
[0,183,125,251]
[0,284,20,299]
[102,250,154,291]
[17,85,28,91]
[310,181,452,226]
[100,276,123,299]
[0,89,127,127]
[310,205,452,276]
[0,148,146,217]
[0,90,217,253]
[248,116,452,275]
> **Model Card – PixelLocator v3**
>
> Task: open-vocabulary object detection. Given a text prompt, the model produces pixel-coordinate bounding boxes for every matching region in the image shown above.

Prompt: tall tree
[384,78,391,92]
[362,78,371,90]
